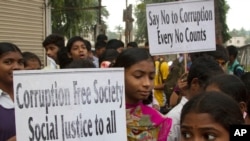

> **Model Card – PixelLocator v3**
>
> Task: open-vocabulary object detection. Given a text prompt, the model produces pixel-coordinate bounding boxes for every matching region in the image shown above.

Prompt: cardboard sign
[146,0,215,55]
[13,68,127,141]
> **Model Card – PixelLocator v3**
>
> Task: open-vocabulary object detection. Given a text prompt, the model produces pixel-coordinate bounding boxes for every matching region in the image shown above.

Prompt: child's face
[69,41,88,60]
[24,59,41,70]
[181,112,229,141]
[0,51,24,84]
[45,44,59,62]
[124,59,155,104]
[96,47,106,58]
[216,59,227,72]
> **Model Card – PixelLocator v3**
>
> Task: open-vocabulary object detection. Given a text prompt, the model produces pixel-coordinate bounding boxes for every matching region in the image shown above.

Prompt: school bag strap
[233,64,244,77]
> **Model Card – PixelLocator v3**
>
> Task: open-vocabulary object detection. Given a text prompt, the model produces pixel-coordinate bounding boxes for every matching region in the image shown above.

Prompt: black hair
[83,39,92,52]
[206,44,229,62]
[0,42,22,57]
[113,48,153,69]
[181,91,244,132]
[240,72,250,115]
[65,59,96,68]
[127,41,138,48]
[142,91,153,105]
[95,40,107,50]
[205,74,248,103]
[22,52,42,67]
[57,47,72,69]
[247,100,250,116]
[99,49,119,66]
[227,45,238,58]
[96,34,108,42]
[187,56,224,89]
[189,44,229,62]
[240,72,250,99]
[106,39,124,50]
[66,36,85,52]
[113,48,154,105]
[42,34,64,49]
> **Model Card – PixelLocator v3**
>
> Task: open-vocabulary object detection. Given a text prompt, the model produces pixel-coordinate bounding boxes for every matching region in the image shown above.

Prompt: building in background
[0,0,50,66]
[226,36,247,47]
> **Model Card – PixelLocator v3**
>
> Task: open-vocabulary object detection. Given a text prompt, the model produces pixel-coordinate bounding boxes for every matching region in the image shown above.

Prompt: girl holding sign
[113,48,172,141]
[0,42,24,141]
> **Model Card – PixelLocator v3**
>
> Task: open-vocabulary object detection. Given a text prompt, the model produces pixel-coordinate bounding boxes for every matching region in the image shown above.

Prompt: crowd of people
[0,33,250,141]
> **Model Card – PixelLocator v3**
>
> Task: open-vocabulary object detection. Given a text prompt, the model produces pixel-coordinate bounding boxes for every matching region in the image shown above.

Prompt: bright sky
[102,0,250,32]
[226,0,250,30]
[102,0,138,31]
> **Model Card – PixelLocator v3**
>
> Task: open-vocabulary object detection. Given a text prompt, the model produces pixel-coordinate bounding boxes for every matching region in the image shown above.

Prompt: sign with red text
[146,0,215,55]
[13,68,126,141]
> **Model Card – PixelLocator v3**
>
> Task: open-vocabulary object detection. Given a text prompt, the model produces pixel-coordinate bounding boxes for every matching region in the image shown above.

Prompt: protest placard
[13,68,126,141]
[146,0,215,55]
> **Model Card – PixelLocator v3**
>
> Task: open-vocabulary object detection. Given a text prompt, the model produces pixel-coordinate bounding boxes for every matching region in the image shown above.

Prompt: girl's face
[125,59,155,104]
[69,41,88,60]
[181,112,229,141]
[0,51,24,84]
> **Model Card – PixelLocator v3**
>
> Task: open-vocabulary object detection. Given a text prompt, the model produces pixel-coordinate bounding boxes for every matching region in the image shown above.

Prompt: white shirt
[0,89,14,109]
[43,56,60,70]
[92,56,99,68]
[165,96,188,141]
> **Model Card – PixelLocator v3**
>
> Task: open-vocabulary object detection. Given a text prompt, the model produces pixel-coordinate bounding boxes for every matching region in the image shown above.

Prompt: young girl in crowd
[22,51,42,70]
[66,36,91,61]
[180,91,244,141]
[113,48,172,141]
[0,42,24,141]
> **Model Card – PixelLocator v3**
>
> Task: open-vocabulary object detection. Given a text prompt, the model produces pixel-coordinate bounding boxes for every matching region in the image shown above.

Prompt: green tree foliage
[229,28,249,37]
[115,25,124,40]
[134,0,174,43]
[134,2,147,43]
[245,37,250,44]
[217,0,230,43]
[134,0,231,44]
[229,29,240,36]
[106,31,119,39]
[49,0,109,38]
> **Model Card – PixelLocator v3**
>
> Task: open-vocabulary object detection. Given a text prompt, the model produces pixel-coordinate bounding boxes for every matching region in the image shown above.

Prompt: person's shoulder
[166,103,182,118]
[0,91,14,109]
[167,97,187,114]
[234,63,244,70]
[233,61,245,76]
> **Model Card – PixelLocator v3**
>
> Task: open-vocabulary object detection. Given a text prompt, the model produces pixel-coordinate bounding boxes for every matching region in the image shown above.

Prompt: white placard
[146,0,215,55]
[13,68,126,141]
